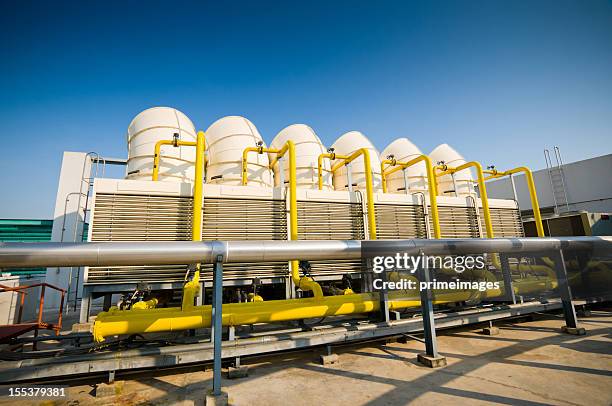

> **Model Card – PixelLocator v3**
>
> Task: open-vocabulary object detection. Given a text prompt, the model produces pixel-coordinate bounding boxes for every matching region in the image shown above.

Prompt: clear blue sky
[1,1,611,219]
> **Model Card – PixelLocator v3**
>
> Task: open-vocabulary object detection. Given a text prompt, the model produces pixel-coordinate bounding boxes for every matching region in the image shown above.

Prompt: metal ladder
[544,146,570,214]
[66,153,106,310]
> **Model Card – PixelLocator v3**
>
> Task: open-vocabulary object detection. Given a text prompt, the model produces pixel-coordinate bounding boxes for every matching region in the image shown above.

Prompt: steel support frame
[211,256,224,396]
[552,249,580,330]
[418,265,439,358]
[499,254,516,304]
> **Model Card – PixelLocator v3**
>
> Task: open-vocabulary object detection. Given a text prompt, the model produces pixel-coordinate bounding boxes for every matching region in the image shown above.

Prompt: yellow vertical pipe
[330,149,377,239]
[437,162,494,238]
[360,149,378,240]
[182,131,206,309]
[243,143,323,298]
[422,156,442,239]
[512,167,545,237]
[381,155,441,239]
[484,166,544,237]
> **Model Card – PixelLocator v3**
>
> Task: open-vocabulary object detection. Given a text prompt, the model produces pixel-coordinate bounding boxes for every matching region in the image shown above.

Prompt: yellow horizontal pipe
[152,139,198,181]
[317,152,348,190]
[381,155,442,239]
[484,166,545,237]
[437,161,493,238]
[93,289,499,342]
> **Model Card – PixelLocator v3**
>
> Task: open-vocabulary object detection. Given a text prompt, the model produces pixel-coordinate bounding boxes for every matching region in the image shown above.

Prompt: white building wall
[486,154,612,213]
[44,152,91,311]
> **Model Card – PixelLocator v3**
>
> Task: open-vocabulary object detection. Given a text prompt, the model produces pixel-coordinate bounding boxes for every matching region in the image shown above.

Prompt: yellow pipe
[152,139,198,181]
[382,155,442,239]
[93,288,501,341]
[437,161,494,238]
[484,167,545,237]
[317,152,348,190]
[243,142,323,298]
[327,149,377,239]
[181,130,206,309]
[150,132,206,310]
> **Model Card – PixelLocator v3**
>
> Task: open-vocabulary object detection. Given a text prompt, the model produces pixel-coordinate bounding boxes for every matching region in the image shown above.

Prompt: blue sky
[1,0,611,219]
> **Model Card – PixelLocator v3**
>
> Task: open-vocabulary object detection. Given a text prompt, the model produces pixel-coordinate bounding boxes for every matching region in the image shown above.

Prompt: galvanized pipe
[1,237,610,269]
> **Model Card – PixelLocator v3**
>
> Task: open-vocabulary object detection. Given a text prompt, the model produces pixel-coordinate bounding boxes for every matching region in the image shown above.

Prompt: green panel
[0,219,89,275]
[0,219,52,275]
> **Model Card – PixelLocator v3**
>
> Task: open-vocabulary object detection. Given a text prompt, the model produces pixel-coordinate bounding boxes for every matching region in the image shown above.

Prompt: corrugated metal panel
[297,200,365,277]
[374,204,427,239]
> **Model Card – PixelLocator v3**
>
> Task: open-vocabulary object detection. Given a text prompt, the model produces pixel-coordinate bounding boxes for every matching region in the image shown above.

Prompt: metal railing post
[211,256,224,395]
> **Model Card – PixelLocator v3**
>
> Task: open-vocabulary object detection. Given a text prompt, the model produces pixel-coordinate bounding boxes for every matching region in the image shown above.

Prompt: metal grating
[481,207,524,238]
[431,205,480,238]
[374,204,427,239]
[297,200,365,277]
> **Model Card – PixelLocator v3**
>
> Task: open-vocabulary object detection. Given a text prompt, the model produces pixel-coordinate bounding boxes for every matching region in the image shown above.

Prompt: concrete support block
[482,327,500,336]
[94,381,124,397]
[562,326,586,335]
[205,390,229,406]
[71,323,92,333]
[227,365,249,379]
[417,353,447,368]
[319,353,339,365]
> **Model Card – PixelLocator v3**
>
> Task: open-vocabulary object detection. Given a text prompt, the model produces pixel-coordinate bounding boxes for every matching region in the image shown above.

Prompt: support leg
[208,256,228,404]
[417,265,447,368]
[553,250,586,335]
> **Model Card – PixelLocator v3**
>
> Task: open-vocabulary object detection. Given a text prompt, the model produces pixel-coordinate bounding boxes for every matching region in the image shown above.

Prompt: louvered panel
[201,197,288,280]
[87,193,193,283]
[91,194,193,241]
[480,207,524,237]
[87,265,189,284]
[431,205,480,238]
[374,204,427,239]
[202,197,287,240]
[297,200,365,276]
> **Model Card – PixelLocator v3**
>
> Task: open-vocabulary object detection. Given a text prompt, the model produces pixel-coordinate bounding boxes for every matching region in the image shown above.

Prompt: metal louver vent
[90,194,193,241]
[481,207,524,237]
[431,205,480,238]
[297,200,365,277]
[87,193,193,284]
[200,197,288,281]
[374,204,427,239]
